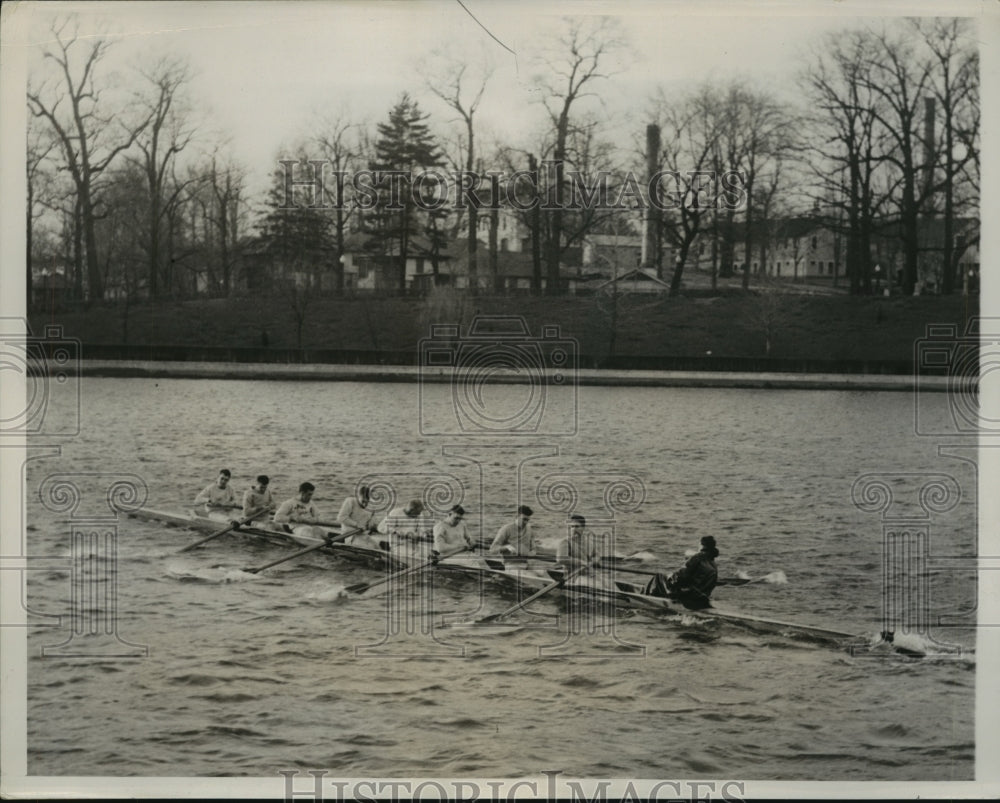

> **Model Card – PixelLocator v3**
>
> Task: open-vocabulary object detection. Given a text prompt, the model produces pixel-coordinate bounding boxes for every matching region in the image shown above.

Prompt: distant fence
[76,343,926,376]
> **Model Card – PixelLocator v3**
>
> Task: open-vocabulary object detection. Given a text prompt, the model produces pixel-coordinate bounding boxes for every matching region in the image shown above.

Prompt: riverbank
[78,359,948,391]
[32,291,977,365]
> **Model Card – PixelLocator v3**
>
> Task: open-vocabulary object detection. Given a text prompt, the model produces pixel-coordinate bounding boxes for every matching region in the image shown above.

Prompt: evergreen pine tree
[365,94,444,294]
[255,161,336,292]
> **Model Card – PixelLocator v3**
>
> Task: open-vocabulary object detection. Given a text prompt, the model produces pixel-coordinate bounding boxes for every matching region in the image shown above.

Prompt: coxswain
[489,505,536,556]
[194,469,236,511]
[648,535,720,610]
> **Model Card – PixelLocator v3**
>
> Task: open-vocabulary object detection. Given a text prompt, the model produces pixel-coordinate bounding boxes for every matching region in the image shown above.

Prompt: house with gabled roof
[595,268,671,295]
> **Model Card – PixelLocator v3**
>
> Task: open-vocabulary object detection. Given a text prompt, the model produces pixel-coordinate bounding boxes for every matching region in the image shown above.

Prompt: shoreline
[76,360,948,391]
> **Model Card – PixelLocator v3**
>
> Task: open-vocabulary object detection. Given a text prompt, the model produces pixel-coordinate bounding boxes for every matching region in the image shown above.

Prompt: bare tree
[26,119,56,306]
[27,20,151,301]
[650,83,726,297]
[206,151,247,296]
[799,28,890,295]
[131,56,197,298]
[532,16,626,295]
[314,110,365,293]
[424,51,493,294]
[914,18,979,295]
[747,289,792,357]
[718,83,797,290]
[859,25,935,296]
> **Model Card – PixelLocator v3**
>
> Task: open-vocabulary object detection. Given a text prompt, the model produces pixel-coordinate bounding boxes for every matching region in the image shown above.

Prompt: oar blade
[440,620,523,634]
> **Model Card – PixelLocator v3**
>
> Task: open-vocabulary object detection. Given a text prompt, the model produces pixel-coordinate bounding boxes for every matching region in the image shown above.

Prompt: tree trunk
[26,187,33,311]
[489,206,499,293]
[670,245,688,297]
[741,179,754,291]
[529,154,542,295]
[81,186,104,300]
[73,200,84,301]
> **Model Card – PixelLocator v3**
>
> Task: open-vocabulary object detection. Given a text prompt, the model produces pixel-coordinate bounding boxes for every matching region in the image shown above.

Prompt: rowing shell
[131,506,864,646]
[129,506,411,570]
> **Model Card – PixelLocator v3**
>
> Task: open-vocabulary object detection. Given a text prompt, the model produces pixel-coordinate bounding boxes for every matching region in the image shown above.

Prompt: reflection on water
[23,379,975,779]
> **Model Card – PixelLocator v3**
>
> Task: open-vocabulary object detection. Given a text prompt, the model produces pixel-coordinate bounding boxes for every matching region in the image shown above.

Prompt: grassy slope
[30,292,979,363]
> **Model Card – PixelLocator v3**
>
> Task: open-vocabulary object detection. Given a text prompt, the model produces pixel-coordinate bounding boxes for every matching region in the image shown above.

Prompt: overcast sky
[11,0,994,204]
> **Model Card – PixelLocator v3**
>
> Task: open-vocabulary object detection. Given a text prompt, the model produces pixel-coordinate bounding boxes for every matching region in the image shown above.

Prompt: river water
[20,378,977,782]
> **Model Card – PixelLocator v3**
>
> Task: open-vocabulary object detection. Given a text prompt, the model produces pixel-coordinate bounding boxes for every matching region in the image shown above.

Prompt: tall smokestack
[922,96,936,211]
[642,123,661,275]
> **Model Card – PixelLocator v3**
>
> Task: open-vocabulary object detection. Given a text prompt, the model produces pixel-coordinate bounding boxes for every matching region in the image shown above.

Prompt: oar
[242,527,361,574]
[345,544,470,595]
[474,560,596,624]
[178,506,271,553]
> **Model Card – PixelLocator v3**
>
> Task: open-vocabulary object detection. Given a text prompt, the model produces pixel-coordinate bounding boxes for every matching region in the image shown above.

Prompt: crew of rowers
[194,468,719,607]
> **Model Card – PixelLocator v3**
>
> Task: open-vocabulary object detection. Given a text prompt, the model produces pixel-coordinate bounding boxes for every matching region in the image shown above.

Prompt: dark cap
[450,504,465,516]
[570,514,586,527]
[701,535,717,549]
[517,505,533,517]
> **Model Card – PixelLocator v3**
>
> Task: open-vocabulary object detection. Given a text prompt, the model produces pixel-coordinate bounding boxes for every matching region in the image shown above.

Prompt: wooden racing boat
[129,506,866,646]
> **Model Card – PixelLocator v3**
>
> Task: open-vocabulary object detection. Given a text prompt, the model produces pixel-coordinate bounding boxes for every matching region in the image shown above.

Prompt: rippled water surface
[23,379,976,780]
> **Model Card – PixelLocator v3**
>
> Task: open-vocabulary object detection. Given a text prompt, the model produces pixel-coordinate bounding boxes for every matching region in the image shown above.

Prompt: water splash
[625,550,657,563]
[163,562,256,584]
[859,631,973,661]
[305,583,350,603]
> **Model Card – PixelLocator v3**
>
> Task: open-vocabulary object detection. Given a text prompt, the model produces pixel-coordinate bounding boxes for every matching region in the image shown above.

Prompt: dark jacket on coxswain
[646,536,720,610]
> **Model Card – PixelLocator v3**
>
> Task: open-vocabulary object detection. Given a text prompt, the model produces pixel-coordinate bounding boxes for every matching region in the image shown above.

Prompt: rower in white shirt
[555,514,600,569]
[337,484,380,549]
[242,475,274,518]
[194,469,237,512]
[273,482,324,541]
[377,499,433,550]
[432,505,475,559]
[489,505,536,556]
